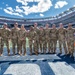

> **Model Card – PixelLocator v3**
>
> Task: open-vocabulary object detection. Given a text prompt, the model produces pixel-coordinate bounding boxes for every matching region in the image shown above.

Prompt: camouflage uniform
[44,28,51,53]
[28,28,37,55]
[66,28,75,56]
[50,28,58,53]
[33,27,40,53]
[58,28,67,54]
[11,27,20,55]
[39,28,45,53]
[0,28,4,56]
[18,29,26,55]
[1,28,10,55]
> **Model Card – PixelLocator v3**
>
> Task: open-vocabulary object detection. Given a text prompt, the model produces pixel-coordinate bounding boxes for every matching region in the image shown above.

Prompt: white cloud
[55,1,68,9]
[16,0,40,5]
[21,0,52,15]
[4,0,53,17]
[7,7,14,12]
[15,6,23,13]
[40,13,44,17]
[4,7,23,17]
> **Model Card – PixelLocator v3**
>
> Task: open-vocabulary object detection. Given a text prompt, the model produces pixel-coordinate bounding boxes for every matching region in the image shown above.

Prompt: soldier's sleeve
[57,29,59,40]
[17,28,20,38]
[39,30,40,36]
[33,31,36,40]
[49,28,51,37]
[64,28,67,39]
[10,28,14,39]
[65,28,68,39]
[35,31,37,37]
[43,29,45,36]
[8,28,11,39]
[24,30,27,40]
[56,29,58,40]
[37,28,40,36]
[17,30,20,38]
[1,28,4,38]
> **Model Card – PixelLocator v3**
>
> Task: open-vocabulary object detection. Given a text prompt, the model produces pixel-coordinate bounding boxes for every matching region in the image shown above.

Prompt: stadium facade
[0,6,75,29]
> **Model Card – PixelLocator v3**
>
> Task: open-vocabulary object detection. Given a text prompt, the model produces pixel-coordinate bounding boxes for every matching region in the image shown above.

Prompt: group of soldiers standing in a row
[0,22,75,57]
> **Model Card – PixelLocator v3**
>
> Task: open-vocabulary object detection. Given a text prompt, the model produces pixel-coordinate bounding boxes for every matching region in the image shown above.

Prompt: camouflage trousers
[0,39,4,55]
[11,38,19,54]
[45,38,51,53]
[39,39,46,53]
[51,39,57,53]
[59,39,67,54]
[29,40,33,54]
[35,39,39,51]
[67,39,74,56]
[0,39,10,55]
[29,39,38,55]
[18,40,26,55]
[33,40,38,55]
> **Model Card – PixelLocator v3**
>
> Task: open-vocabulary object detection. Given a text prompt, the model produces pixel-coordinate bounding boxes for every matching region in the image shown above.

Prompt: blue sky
[0,0,75,19]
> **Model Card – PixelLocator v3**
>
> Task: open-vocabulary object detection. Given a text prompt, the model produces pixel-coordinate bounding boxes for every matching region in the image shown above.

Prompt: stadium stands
[0,6,75,29]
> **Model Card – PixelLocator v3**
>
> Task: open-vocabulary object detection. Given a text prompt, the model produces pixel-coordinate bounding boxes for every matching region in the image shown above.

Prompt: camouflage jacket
[50,28,58,39]
[11,27,20,39]
[18,29,27,41]
[44,28,51,39]
[39,29,45,40]
[66,28,75,40]
[58,28,67,40]
[33,27,40,39]
[28,30,37,41]
[1,28,10,39]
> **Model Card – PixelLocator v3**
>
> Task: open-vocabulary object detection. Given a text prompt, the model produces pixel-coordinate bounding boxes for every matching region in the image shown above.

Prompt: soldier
[18,24,27,56]
[0,23,10,56]
[58,23,67,55]
[39,26,45,53]
[44,24,51,53]
[11,22,20,55]
[66,23,75,57]
[50,24,58,53]
[33,23,40,53]
[0,28,3,56]
[28,26,37,55]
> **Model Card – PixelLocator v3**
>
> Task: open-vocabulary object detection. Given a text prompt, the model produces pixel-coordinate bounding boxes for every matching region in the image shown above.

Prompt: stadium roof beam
[69,7,75,11]
[56,15,59,19]
[58,13,63,17]
[63,9,70,14]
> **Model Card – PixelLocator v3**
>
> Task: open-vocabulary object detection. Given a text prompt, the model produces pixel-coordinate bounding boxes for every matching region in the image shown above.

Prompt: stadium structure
[0,6,75,75]
[0,6,75,29]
